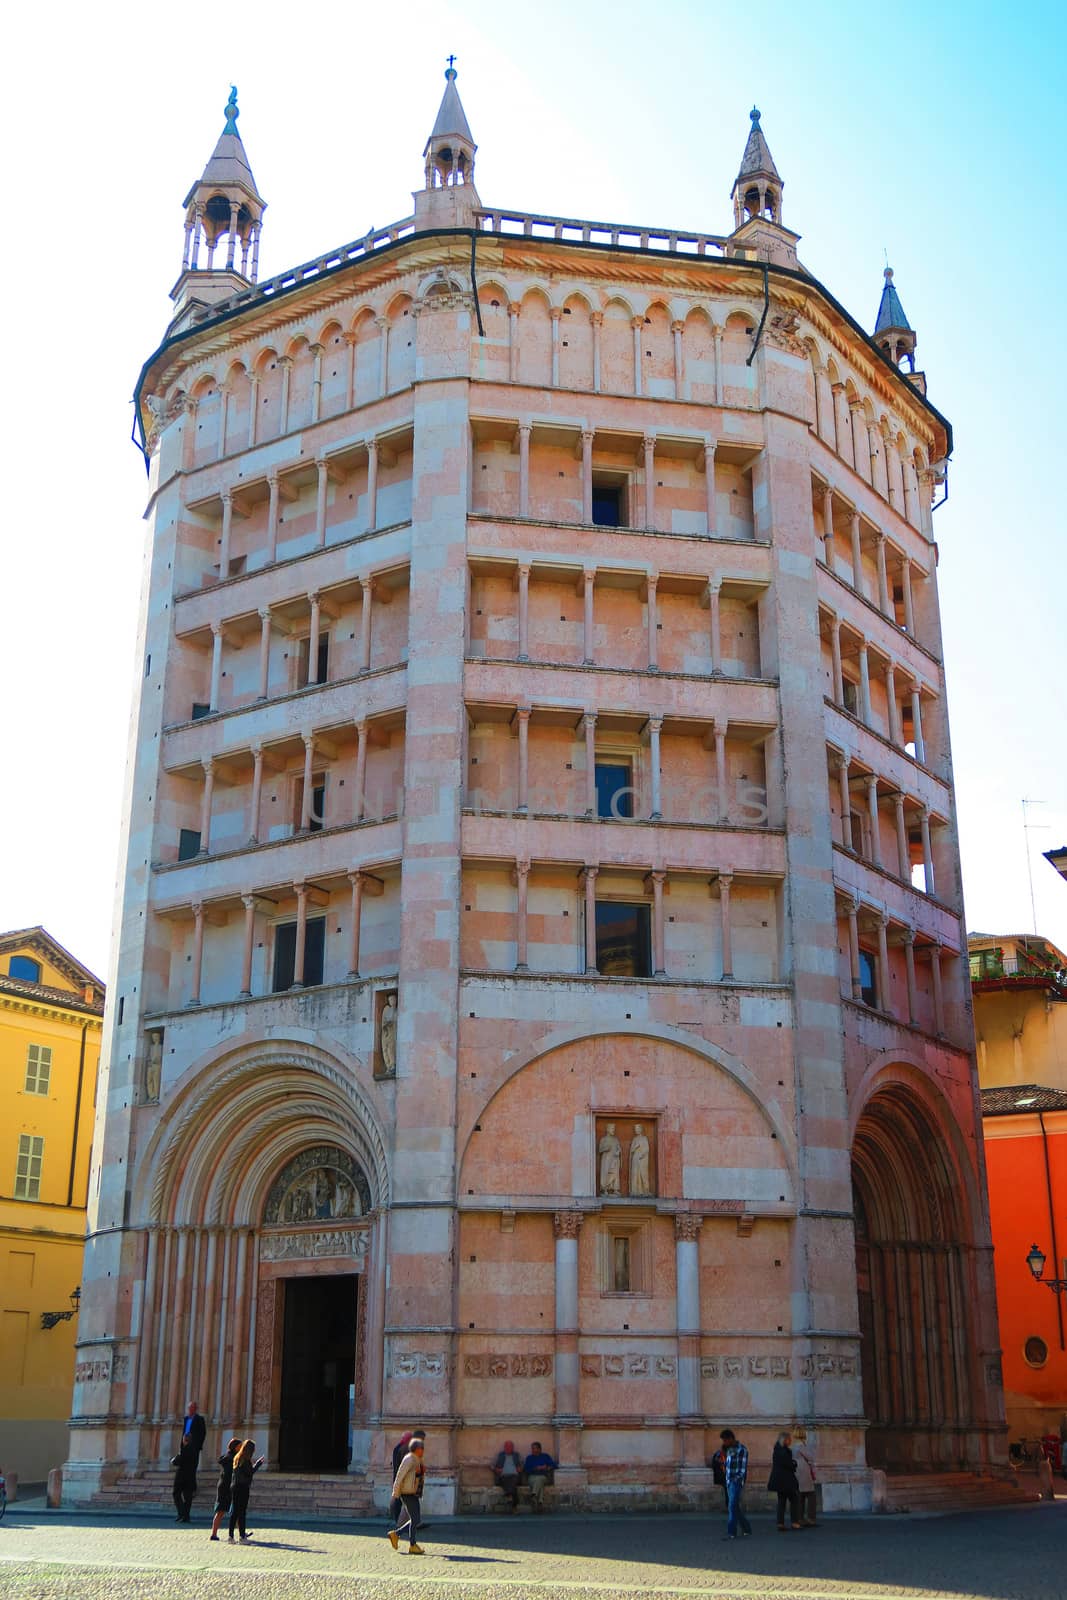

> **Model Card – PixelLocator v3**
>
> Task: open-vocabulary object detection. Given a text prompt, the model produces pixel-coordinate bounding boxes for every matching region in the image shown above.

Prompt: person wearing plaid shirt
[720,1429,752,1538]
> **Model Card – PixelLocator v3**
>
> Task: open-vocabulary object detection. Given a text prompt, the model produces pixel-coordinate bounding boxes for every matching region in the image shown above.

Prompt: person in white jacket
[792,1427,818,1526]
[388,1439,425,1555]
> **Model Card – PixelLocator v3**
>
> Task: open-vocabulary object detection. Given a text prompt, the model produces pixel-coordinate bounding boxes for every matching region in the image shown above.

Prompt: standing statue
[598,1123,622,1195]
[144,1032,163,1103]
[628,1123,651,1196]
[380,993,398,1075]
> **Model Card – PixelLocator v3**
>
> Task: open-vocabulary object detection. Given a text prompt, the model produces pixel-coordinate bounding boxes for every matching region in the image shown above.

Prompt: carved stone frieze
[251,1279,277,1411]
[700,1354,792,1379]
[579,1353,676,1378]
[260,1226,370,1263]
[464,1353,552,1378]
[390,1351,447,1379]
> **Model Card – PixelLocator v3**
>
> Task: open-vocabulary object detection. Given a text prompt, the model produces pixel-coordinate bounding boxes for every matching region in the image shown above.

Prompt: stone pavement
[0,1502,1063,1600]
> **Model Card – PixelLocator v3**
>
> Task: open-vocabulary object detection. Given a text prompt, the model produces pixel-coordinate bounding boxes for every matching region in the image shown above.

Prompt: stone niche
[594,1115,657,1199]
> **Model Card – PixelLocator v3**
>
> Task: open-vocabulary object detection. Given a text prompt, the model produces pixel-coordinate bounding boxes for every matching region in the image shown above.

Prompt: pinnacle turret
[731,107,783,228]
[415,60,480,230]
[874,267,917,373]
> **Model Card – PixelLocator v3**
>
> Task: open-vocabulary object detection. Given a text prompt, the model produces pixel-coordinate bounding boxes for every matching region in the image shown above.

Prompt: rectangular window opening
[591,473,627,528]
[178,828,202,861]
[272,916,326,992]
[14,1134,44,1201]
[842,679,859,717]
[298,632,330,689]
[612,1234,631,1292]
[25,1044,52,1096]
[595,758,634,820]
[294,772,327,833]
[595,901,651,978]
[858,948,878,1010]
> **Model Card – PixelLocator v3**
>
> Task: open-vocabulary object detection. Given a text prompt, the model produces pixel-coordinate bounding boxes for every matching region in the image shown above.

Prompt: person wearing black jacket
[209,1439,241,1541]
[767,1431,801,1530]
[171,1402,208,1522]
[227,1440,264,1542]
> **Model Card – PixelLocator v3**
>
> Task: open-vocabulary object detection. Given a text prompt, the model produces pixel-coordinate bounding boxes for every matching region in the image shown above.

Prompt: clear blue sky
[1,0,1064,977]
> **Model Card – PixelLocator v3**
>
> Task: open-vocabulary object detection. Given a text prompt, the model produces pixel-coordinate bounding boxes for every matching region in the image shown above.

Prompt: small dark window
[595,761,634,819]
[298,632,330,688]
[272,916,326,991]
[178,828,202,861]
[612,1235,632,1292]
[591,478,625,528]
[842,680,859,716]
[295,773,326,833]
[9,955,41,983]
[191,702,211,721]
[595,901,651,978]
[858,949,878,1009]
[117,996,125,1025]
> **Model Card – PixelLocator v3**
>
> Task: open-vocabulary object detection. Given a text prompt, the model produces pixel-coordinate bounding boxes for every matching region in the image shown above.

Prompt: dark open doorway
[279,1274,357,1471]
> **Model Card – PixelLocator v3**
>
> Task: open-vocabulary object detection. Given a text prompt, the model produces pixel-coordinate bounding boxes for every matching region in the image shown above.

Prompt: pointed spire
[873,266,918,373]
[415,59,480,229]
[427,61,475,150]
[188,86,263,207]
[730,107,785,231]
[735,106,782,186]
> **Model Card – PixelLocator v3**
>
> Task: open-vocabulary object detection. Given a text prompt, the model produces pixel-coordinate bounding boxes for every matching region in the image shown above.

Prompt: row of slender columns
[508,307,724,403]
[197,718,374,858]
[511,566,725,674]
[820,380,919,531]
[574,865,733,978]
[834,749,937,892]
[206,579,378,713]
[843,896,946,1033]
[824,608,927,761]
[514,428,717,533]
[821,486,917,630]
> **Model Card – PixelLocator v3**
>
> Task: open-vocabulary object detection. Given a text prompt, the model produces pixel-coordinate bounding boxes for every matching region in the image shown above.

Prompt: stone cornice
[0,992,104,1029]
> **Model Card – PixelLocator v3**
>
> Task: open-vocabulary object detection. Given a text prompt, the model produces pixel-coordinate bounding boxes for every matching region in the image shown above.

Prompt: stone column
[850,512,863,594]
[718,872,733,979]
[507,302,520,380]
[930,943,945,1035]
[248,745,264,845]
[518,422,531,518]
[199,759,214,855]
[582,867,598,973]
[901,557,915,633]
[366,439,379,531]
[517,564,530,660]
[706,579,722,674]
[515,859,530,971]
[306,593,321,685]
[278,356,293,434]
[345,331,357,410]
[310,342,324,424]
[648,716,663,820]
[347,871,365,977]
[292,882,308,988]
[885,663,901,745]
[239,895,257,997]
[583,713,597,816]
[209,622,224,711]
[672,320,684,398]
[257,608,272,700]
[876,534,891,616]
[225,200,240,268]
[359,578,373,671]
[920,806,936,896]
[643,434,656,529]
[893,793,909,880]
[631,317,643,396]
[866,776,882,868]
[836,752,853,849]
[581,430,594,524]
[315,456,329,548]
[830,613,843,704]
[219,490,233,579]
[353,721,368,823]
[553,1211,584,1421]
[651,869,667,975]
[299,733,315,831]
[550,308,561,387]
[910,687,926,763]
[713,326,724,404]
[850,404,868,482]
[516,708,530,813]
[858,641,872,724]
[904,460,919,527]
[376,317,388,396]
[713,720,728,823]
[645,572,659,670]
[219,388,230,460]
[903,928,918,1024]
[883,433,897,509]
[591,313,603,393]
[846,897,862,1000]
[189,902,205,1006]
[674,1214,702,1415]
[266,471,280,565]
[704,441,717,535]
[875,911,891,1015]
[248,377,259,448]
[822,483,834,565]
[582,569,596,665]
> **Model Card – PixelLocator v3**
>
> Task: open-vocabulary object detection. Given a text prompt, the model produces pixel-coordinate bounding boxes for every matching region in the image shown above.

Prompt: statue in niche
[629,1123,651,1196]
[379,993,398,1075]
[144,1032,163,1103]
[598,1123,622,1195]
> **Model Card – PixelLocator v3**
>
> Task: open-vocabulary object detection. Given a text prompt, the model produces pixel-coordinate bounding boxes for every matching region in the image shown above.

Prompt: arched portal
[851,1081,978,1470]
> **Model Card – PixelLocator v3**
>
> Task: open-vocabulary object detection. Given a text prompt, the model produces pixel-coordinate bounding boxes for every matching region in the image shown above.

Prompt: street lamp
[40,1286,81,1331]
[1026,1245,1067,1295]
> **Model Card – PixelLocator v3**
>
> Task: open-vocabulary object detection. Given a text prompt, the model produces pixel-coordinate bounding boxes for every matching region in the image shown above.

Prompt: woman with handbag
[767,1431,801,1530]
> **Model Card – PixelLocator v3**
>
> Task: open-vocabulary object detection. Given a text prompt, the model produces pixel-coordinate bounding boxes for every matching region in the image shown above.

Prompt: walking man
[171,1401,207,1523]
[388,1436,425,1555]
[720,1428,752,1540]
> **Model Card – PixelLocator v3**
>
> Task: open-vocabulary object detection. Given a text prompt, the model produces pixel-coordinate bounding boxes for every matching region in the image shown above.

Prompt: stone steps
[884,1471,1041,1514]
[90,1469,377,1521]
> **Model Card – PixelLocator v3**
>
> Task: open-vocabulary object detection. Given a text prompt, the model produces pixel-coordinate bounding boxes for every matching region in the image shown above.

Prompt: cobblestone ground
[0,1503,1063,1600]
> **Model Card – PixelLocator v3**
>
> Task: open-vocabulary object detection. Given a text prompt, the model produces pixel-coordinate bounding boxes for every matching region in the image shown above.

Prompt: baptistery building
[68,71,1005,1513]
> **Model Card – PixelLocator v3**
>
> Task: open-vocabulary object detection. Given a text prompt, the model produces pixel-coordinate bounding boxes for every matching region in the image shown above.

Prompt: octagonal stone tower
[68,71,1004,1516]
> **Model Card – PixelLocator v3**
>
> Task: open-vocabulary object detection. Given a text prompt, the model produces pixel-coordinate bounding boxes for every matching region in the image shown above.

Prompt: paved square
[0,1504,1063,1600]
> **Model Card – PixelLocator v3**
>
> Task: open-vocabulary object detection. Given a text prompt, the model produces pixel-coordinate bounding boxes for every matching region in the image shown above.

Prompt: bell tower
[726,107,800,269]
[169,87,266,334]
[414,61,480,230]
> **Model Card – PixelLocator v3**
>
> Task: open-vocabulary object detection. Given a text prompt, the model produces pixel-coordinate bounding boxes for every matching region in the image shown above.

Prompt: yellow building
[0,928,103,1485]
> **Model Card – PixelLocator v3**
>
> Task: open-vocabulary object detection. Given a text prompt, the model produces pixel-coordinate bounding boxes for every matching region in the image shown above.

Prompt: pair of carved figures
[598,1122,651,1197]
